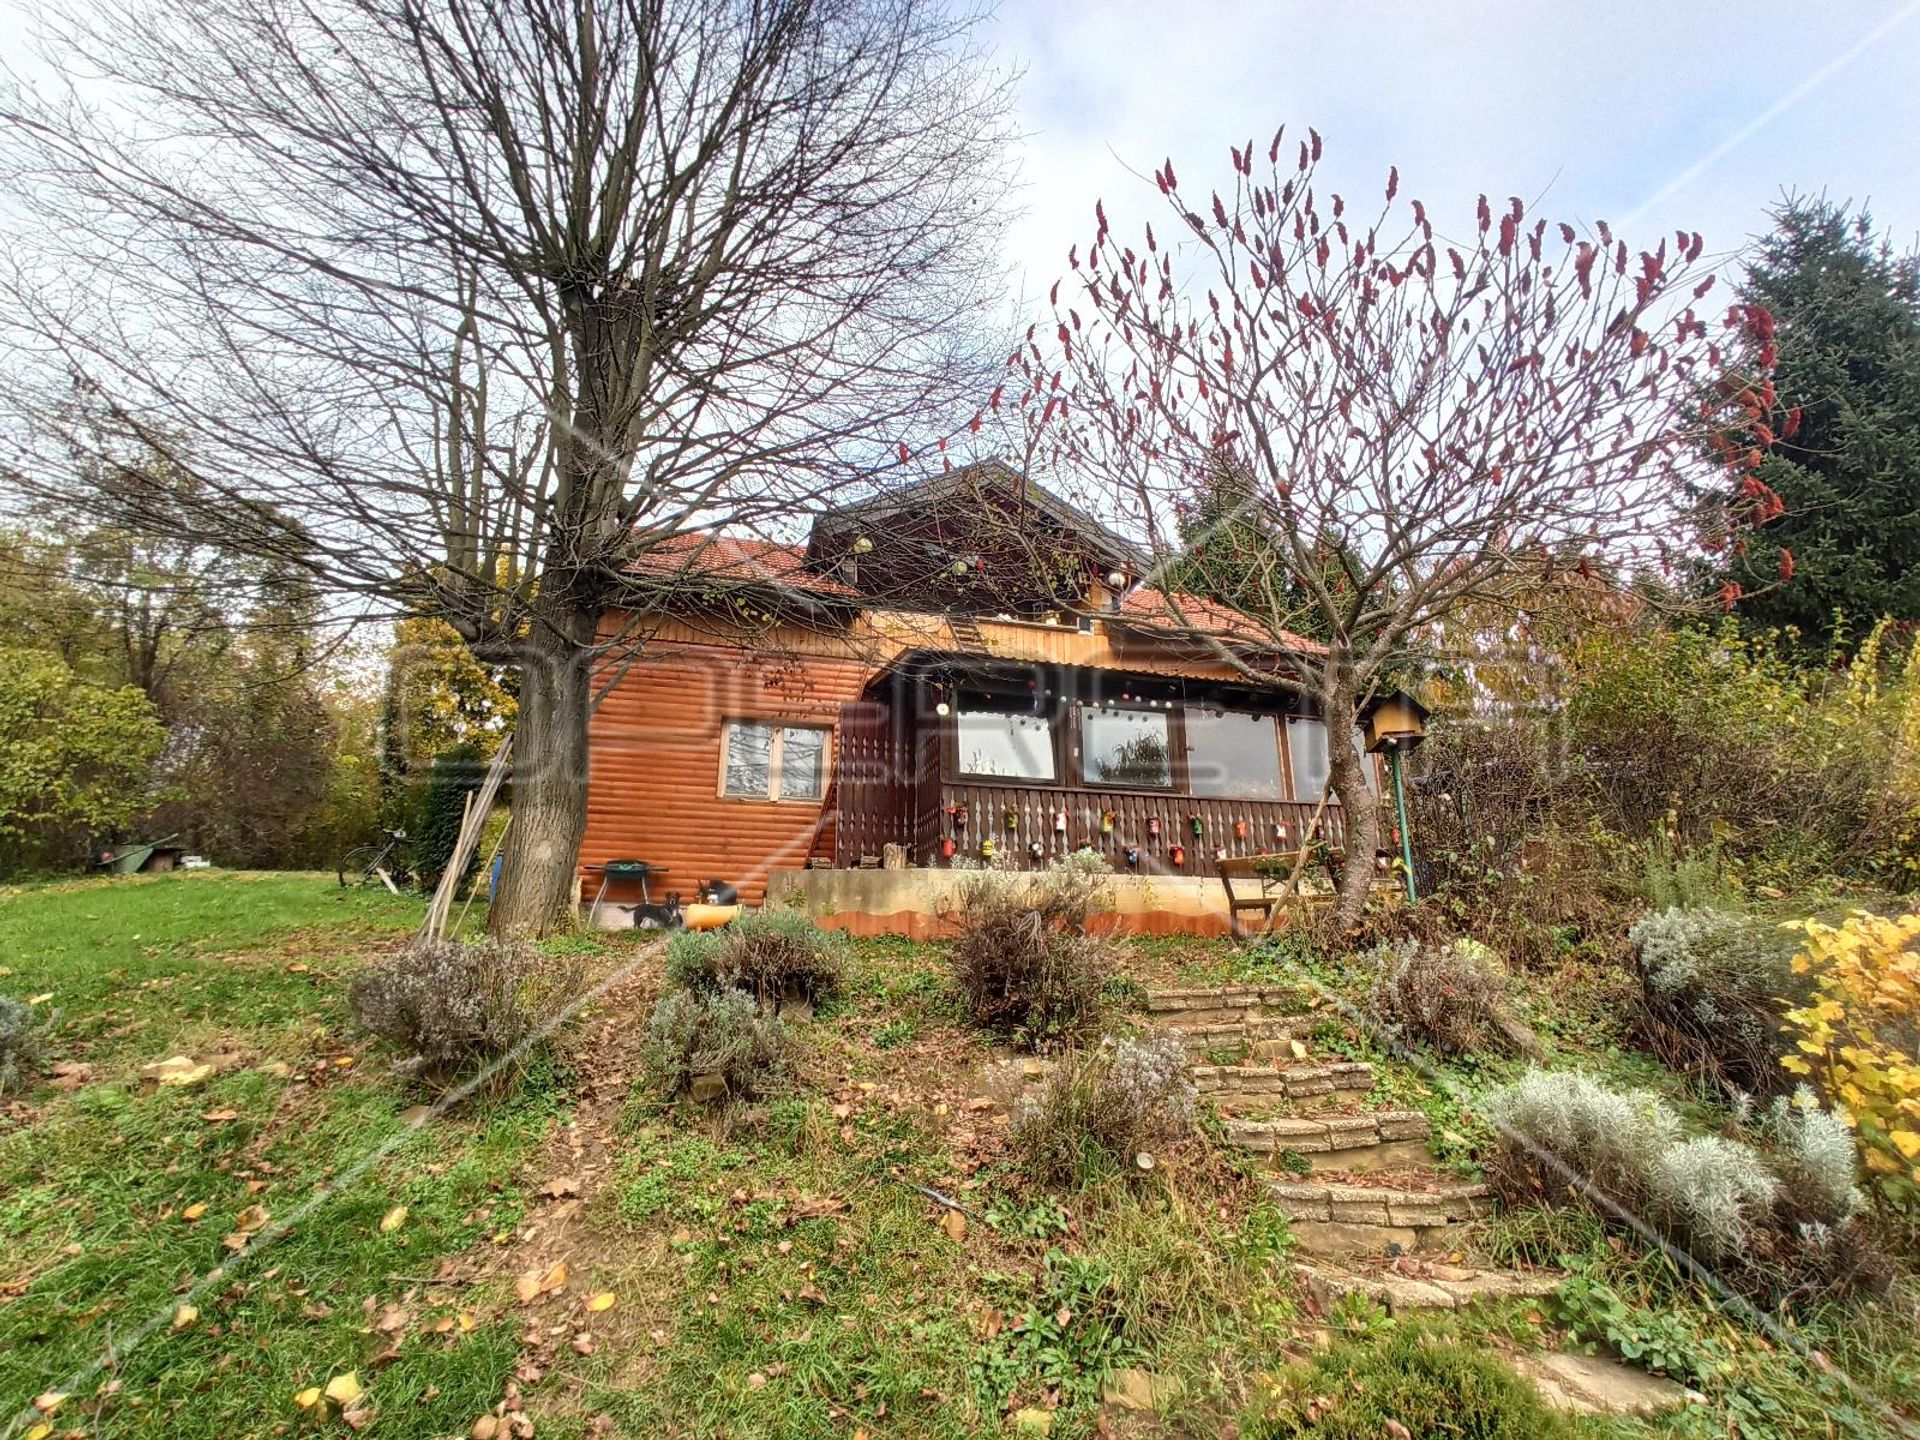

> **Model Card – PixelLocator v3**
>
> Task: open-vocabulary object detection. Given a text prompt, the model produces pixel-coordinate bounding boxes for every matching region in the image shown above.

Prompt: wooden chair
[1217,856,1291,940]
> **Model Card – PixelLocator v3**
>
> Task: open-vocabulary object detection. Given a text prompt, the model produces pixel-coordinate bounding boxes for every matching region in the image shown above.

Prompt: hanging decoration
[1054,807,1068,834]
[1189,814,1204,837]
[1214,846,1228,863]
[1028,838,1045,861]
[1100,809,1115,835]
[1234,818,1249,842]
[1274,822,1290,843]
[1169,843,1187,868]
[1147,816,1162,839]
[1004,805,1020,831]
[980,836,996,860]
[947,804,968,831]
[939,835,957,861]
[1123,845,1141,868]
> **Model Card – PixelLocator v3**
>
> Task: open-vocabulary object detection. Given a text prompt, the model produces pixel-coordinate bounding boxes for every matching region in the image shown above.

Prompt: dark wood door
[833,701,912,866]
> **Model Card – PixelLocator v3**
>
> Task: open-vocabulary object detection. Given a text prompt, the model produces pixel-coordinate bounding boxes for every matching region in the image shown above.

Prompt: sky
[983,0,1920,305]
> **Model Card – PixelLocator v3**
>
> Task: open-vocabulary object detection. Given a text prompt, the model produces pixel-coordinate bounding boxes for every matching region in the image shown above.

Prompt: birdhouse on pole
[1360,690,1431,755]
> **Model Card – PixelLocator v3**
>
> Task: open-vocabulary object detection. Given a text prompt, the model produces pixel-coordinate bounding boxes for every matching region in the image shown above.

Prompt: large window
[1286,715,1331,799]
[1080,705,1173,788]
[720,721,829,801]
[955,707,1055,780]
[1186,708,1285,799]
[1286,716,1375,799]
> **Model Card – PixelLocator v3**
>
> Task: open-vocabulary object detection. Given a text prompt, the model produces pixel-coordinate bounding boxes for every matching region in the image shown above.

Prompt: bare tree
[0,0,1016,932]
[1013,128,1781,928]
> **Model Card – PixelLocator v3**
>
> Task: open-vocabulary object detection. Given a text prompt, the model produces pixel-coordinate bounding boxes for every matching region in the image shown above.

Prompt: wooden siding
[582,617,878,907]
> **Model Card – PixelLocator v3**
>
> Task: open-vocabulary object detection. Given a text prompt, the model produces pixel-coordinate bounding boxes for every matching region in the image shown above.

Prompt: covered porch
[827,652,1360,877]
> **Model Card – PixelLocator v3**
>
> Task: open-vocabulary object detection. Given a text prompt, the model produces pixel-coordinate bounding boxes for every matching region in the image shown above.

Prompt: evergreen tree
[1716,199,1920,637]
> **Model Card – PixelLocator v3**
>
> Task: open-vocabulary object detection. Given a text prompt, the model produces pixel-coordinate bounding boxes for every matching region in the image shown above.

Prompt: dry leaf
[172,1304,199,1330]
[234,1204,270,1233]
[537,1176,581,1199]
[293,1387,324,1410]
[286,962,310,973]
[541,1260,569,1295]
[514,1270,541,1304]
[379,1205,409,1234]
[471,1418,501,1440]
[571,1332,596,1355]
[940,1208,967,1243]
[181,1202,208,1222]
[31,1392,66,1414]
[324,1372,363,1406]
[342,1402,375,1431]
[201,1109,239,1123]
[585,1291,616,1313]
[23,1424,51,1440]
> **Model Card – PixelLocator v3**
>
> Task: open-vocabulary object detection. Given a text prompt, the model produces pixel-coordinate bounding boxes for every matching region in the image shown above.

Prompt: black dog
[626,892,685,930]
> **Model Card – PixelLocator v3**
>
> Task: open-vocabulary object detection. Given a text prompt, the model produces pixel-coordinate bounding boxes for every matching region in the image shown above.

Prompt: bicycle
[337,828,416,892]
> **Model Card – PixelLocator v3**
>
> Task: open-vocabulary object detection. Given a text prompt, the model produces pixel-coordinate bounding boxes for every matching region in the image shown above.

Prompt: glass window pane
[1287,716,1330,799]
[723,722,773,798]
[1081,706,1173,788]
[779,727,826,800]
[1186,709,1284,799]
[956,709,1055,780]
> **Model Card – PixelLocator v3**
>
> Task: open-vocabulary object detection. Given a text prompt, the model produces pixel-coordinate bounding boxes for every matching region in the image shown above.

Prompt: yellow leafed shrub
[1781,910,1920,1207]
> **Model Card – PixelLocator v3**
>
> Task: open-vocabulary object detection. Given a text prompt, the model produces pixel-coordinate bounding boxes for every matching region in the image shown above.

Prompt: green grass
[0,872,558,1439]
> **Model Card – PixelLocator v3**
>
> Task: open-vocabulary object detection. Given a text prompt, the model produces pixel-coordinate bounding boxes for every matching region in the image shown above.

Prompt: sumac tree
[1013,128,1783,926]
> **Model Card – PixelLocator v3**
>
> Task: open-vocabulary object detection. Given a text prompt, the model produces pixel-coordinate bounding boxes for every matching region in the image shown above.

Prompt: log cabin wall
[582,614,881,907]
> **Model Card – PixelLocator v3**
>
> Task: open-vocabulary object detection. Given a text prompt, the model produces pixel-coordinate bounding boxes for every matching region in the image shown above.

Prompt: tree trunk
[1320,669,1382,933]
[488,614,595,937]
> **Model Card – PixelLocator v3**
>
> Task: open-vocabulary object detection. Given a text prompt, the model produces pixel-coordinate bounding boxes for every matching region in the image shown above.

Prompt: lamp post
[1360,690,1431,904]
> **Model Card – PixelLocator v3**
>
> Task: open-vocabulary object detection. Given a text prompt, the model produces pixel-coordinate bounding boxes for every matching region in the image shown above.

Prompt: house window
[720,721,830,801]
[1287,715,1331,799]
[1186,708,1285,799]
[1286,716,1375,799]
[955,706,1056,780]
[1080,705,1173,788]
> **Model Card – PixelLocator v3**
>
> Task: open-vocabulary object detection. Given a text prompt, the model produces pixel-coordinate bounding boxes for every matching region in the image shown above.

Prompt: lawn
[6,875,1920,1440]
[0,873,563,1440]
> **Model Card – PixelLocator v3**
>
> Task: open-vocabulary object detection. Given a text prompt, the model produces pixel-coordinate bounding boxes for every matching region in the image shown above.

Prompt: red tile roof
[1116,585,1325,654]
[627,530,1322,654]
[625,533,859,599]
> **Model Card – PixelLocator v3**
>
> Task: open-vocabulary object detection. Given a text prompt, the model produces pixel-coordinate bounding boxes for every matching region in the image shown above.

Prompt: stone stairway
[1145,983,1559,1313]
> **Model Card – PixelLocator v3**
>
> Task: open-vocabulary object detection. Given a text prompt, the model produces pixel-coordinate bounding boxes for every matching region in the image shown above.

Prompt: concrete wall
[765,866,1302,939]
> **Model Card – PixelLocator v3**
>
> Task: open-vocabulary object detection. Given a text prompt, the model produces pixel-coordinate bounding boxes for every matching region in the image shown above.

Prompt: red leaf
[1784,405,1802,438]
[1385,165,1399,202]
[1779,549,1796,581]
[1718,580,1743,610]
[897,442,910,463]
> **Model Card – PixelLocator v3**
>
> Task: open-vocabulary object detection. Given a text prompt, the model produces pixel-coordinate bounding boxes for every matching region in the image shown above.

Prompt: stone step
[1294,1259,1563,1315]
[1223,1110,1432,1173]
[1144,983,1314,1025]
[1267,1177,1493,1256]
[1162,1015,1309,1060]
[1191,1060,1375,1112]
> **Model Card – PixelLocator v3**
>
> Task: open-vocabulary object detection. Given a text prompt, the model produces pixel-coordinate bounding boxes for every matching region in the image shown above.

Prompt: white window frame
[718,720,832,803]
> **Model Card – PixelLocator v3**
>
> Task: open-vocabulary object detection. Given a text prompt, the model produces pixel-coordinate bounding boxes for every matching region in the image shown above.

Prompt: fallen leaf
[585,1291,616,1313]
[471,1418,501,1440]
[342,1401,375,1431]
[746,1372,768,1391]
[571,1332,596,1355]
[538,1176,581,1200]
[27,992,51,1005]
[293,1387,323,1410]
[23,1424,51,1440]
[514,1270,541,1304]
[286,962,311,973]
[172,1304,199,1330]
[379,1205,409,1234]
[324,1371,363,1406]
[181,1203,208,1222]
[234,1204,270,1233]
[32,1392,66,1414]
[201,1109,239,1123]
[542,1260,569,1295]
[940,1208,967,1243]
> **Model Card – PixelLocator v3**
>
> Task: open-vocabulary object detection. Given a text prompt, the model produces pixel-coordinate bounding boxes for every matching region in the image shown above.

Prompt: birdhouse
[1360,689,1431,754]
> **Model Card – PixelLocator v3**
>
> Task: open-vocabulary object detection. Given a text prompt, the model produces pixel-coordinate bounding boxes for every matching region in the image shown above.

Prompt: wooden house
[581,462,1372,913]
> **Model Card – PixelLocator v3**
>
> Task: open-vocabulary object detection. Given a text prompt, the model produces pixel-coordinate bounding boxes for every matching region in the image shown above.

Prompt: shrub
[641,988,794,1102]
[1630,905,1808,1098]
[1781,909,1920,1208]
[1009,1034,1196,1185]
[1365,937,1534,1057]
[0,995,47,1094]
[1243,1327,1574,1440]
[947,860,1114,1048]
[1486,1067,1885,1302]
[348,936,574,1085]
[663,910,844,1010]
[411,742,488,891]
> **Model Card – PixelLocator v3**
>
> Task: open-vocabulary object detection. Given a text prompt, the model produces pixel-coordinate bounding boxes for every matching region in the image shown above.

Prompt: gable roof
[804,459,1147,573]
